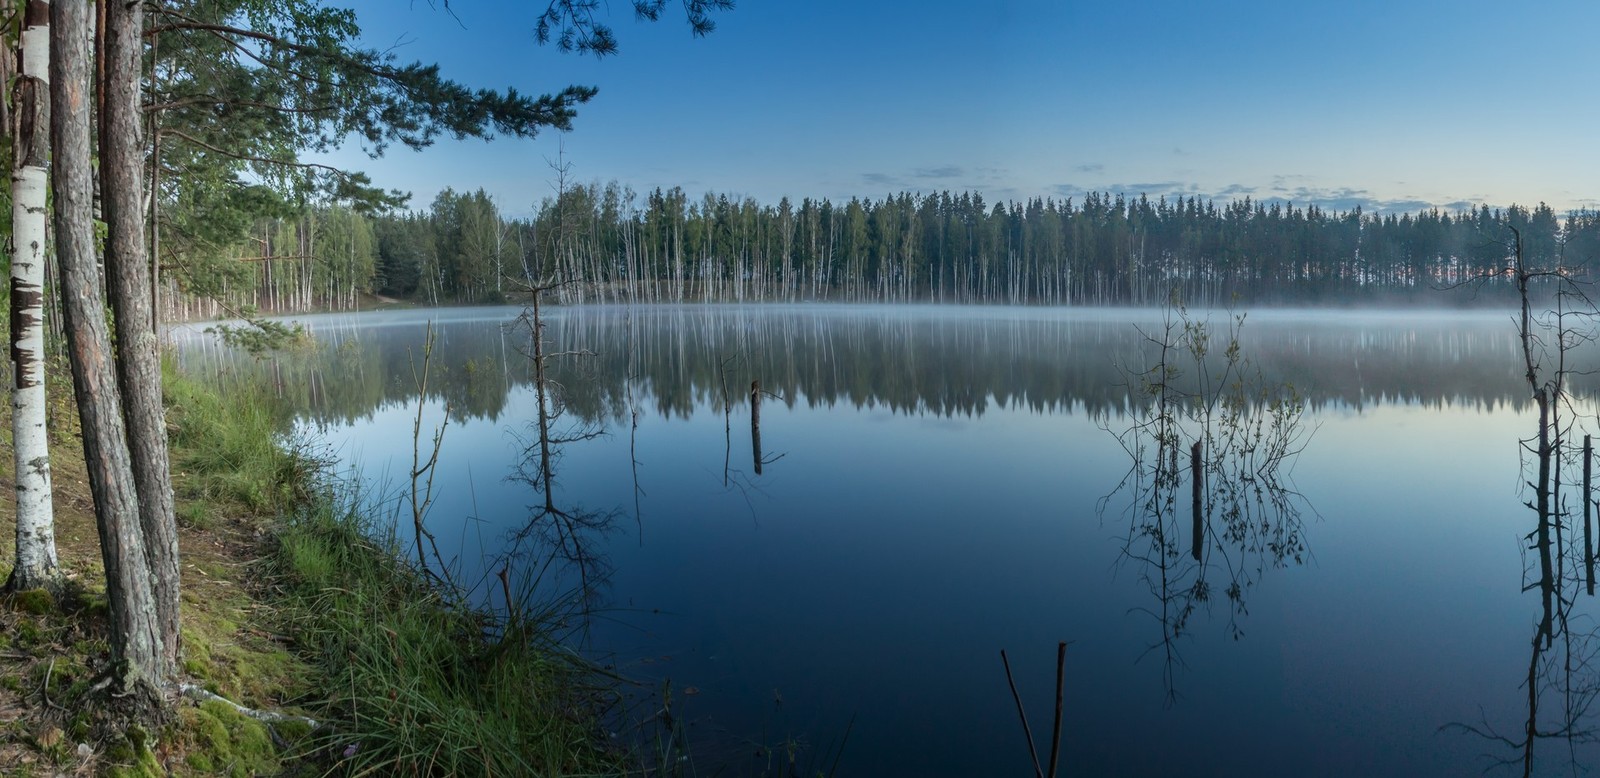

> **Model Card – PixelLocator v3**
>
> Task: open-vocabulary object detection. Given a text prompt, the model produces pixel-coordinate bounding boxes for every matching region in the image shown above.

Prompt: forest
[168,183,1598,319]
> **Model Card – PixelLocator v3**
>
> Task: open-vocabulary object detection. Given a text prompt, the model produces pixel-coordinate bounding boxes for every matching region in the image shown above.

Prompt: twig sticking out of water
[1001,649,1043,778]
[1002,642,1072,777]
[1048,641,1067,778]
[408,322,454,590]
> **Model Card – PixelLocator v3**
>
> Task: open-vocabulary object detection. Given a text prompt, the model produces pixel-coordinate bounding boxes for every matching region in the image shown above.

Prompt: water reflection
[1446,300,1600,775]
[165,305,1600,774]
[169,306,1576,430]
[501,304,618,611]
[1101,308,1312,702]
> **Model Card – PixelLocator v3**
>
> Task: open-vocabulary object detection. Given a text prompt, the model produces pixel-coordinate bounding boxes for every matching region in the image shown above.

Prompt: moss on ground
[176,699,280,777]
[10,589,55,616]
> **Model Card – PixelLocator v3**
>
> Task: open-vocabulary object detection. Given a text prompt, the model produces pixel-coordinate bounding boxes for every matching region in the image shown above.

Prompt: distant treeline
[164,185,1599,317]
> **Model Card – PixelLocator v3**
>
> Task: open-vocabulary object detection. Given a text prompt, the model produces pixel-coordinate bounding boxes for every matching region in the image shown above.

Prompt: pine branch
[161,129,351,178]
[145,95,336,116]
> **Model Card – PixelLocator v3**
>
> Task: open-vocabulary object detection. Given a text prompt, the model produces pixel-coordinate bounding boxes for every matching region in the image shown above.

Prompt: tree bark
[51,0,166,692]
[8,0,60,593]
[101,0,180,674]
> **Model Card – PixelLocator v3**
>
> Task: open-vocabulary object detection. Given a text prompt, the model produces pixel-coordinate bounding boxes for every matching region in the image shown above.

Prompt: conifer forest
[173,187,1592,318]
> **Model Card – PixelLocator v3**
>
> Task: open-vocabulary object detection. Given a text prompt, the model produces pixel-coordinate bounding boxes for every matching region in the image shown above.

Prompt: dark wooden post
[1190,440,1203,562]
[1586,434,1594,596]
[1555,438,1566,585]
[1536,391,1554,645]
[751,380,763,475]
[1047,641,1067,778]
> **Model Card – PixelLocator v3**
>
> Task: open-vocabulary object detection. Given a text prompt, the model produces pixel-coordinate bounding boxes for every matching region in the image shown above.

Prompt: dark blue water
[173,305,1596,776]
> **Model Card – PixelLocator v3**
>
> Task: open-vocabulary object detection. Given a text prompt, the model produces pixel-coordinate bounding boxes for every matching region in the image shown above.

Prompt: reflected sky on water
[172,305,1599,776]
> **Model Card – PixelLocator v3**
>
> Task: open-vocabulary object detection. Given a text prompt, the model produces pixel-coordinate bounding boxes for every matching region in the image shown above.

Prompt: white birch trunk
[8,1,59,592]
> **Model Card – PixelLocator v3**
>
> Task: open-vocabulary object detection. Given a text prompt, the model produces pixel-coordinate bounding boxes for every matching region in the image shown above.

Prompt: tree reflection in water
[1099,301,1311,704]
[1444,231,1600,776]
[171,304,1589,434]
[500,299,617,615]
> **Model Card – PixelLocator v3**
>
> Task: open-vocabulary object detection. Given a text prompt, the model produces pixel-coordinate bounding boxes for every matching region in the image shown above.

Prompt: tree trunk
[101,0,180,675]
[531,293,556,514]
[750,379,763,476]
[51,0,166,693]
[7,0,60,593]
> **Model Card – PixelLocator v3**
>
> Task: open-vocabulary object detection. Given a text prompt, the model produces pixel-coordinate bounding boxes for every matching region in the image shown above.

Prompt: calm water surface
[173,305,1597,776]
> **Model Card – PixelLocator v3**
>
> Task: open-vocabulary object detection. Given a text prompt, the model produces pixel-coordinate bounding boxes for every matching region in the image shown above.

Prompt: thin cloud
[1257,186,1470,215]
[1054,181,1205,200]
[1377,199,1435,214]
[914,166,964,179]
[1073,163,1104,174]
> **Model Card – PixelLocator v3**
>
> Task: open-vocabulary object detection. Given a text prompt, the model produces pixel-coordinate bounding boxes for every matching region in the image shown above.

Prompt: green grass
[164,360,312,516]
[270,501,623,776]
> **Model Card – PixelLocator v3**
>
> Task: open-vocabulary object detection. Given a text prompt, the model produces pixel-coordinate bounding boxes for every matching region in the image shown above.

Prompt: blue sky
[323,0,1600,217]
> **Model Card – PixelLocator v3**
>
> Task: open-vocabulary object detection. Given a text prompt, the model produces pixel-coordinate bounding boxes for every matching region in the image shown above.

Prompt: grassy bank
[0,360,623,775]
[271,497,618,774]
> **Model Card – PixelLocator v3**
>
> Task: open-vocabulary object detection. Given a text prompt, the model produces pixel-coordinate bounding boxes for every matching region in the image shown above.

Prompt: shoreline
[0,361,625,775]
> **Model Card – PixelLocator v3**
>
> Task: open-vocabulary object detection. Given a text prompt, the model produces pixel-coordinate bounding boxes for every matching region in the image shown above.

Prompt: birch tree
[6,0,59,593]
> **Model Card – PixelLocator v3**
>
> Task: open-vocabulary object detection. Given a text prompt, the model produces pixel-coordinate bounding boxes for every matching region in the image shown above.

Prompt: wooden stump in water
[1191,440,1203,562]
[751,379,763,476]
[1587,434,1594,596]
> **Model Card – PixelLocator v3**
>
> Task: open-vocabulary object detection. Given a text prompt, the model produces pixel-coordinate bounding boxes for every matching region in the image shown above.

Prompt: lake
[172,304,1598,776]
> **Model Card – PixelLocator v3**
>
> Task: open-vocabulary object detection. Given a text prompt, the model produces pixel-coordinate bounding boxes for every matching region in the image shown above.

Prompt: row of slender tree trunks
[147,184,1592,319]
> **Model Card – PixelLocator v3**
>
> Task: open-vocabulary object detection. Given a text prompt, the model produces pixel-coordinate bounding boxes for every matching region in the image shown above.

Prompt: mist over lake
[173,304,1596,776]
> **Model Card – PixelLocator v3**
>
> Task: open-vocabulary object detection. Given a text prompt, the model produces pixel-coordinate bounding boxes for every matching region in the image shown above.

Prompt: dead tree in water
[499,148,616,605]
[714,358,785,502]
[1189,440,1203,562]
[751,379,763,475]
[1101,297,1309,703]
[1445,225,1600,777]
[1513,225,1559,649]
[407,323,452,584]
[745,379,787,475]
[1586,434,1594,596]
[506,278,610,605]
